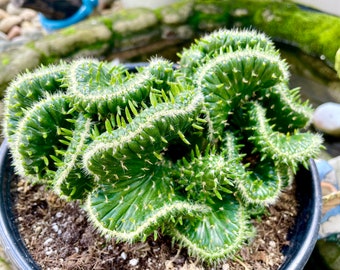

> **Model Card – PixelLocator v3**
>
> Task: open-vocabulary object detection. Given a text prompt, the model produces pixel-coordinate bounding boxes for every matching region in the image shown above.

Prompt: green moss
[227,0,340,66]
[111,8,158,34]
[60,26,77,36]
[98,16,115,32]
[186,0,231,32]
[254,3,340,64]
[157,0,194,25]
[1,56,10,66]
[108,8,159,48]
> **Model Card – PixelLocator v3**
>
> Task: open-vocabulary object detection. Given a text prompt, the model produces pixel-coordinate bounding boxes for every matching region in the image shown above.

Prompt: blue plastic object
[315,159,334,180]
[39,0,98,32]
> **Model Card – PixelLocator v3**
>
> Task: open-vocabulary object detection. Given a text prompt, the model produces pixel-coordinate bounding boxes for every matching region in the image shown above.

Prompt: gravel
[0,0,117,53]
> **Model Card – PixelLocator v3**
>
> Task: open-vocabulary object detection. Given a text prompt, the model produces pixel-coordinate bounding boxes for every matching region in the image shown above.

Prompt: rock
[0,15,22,33]
[112,8,158,33]
[0,46,42,95]
[6,2,23,15]
[320,205,340,237]
[312,102,340,136]
[316,157,340,210]
[33,20,111,57]
[160,0,193,25]
[7,25,21,40]
[0,40,10,52]
[0,0,9,9]
[120,251,127,260]
[11,35,29,44]
[317,239,340,270]
[21,22,43,39]
[129,258,139,266]
[19,8,37,21]
[0,8,8,19]
[0,31,7,41]
[317,156,340,248]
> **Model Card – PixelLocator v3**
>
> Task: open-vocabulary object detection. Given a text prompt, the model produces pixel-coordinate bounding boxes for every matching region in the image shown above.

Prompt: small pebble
[129,258,139,266]
[0,31,7,40]
[6,2,22,15]
[312,102,340,137]
[55,211,63,218]
[19,8,37,21]
[51,223,59,233]
[0,8,8,19]
[0,0,117,53]
[121,251,127,260]
[44,247,54,256]
[0,15,22,33]
[269,240,276,248]
[7,25,21,39]
[43,238,54,246]
[222,264,230,270]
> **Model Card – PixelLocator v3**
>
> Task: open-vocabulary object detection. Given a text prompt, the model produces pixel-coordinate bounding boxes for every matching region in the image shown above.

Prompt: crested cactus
[2,29,323,263]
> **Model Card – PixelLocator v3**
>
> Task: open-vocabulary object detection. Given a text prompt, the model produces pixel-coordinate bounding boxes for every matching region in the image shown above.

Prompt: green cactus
[2,29,323,263]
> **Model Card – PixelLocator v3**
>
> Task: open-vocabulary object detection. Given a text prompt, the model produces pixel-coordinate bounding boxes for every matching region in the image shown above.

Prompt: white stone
[120,251,127,260]
[0,9,8,20]
[51,223,59,233]
[0,15,22,33]
[0,31,8,41]
[19,8,37,21]
[6,2,22,15]
[43,238,54,246]
[129,258,139,266]
[312,102,340,137]
[55,211,63,218]
[319,214,340,238]
[222,264,230,270]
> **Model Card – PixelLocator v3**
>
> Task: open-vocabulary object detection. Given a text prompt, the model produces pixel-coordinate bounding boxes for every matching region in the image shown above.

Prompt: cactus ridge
[196,49,289,138]
[67,58,177,118]
[3,63,68,141]
[245,101,323,171]
[13,93,75,181]
[221,132,283,205]
[86,171,209,242]
[170,195,252,264]
[83,89,204,179]
[179,28,276,75]
[258,83,313,132]
[53,114,94,199]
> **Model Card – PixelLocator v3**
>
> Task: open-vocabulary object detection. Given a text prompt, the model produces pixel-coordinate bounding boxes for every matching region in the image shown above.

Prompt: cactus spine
[2,29,322,263]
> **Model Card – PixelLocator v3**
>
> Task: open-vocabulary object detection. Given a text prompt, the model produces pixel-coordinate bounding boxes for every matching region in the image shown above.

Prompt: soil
[11,176,298,270]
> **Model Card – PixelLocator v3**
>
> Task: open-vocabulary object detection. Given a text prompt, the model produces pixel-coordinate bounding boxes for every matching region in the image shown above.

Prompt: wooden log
[12,0,83,19]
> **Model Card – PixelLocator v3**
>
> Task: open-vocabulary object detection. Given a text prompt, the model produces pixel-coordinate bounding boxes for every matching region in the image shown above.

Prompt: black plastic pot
[0,139,322,270]
[0,140,40,269]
